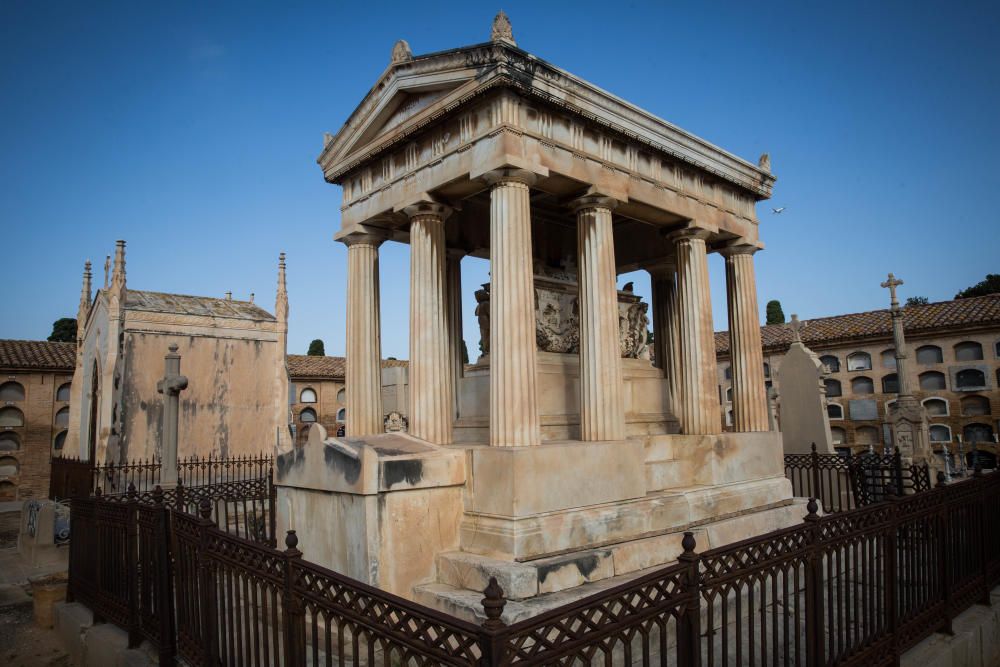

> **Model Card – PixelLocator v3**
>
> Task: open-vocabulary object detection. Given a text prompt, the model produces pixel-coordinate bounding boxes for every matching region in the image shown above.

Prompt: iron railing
[784,444,931,513]
[68,468,999,666]
[50,452,272,499]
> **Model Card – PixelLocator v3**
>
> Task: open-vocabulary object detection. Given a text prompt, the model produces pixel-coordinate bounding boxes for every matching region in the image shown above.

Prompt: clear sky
[3,1,998,360]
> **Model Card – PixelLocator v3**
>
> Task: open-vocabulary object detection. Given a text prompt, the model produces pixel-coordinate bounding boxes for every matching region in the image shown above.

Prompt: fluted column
[445,249,465,418]
[405,202,454,444]
[672,228,720,435]
[573,196,625,441]
[343,233,385,437]
[722,244,769,431]
[648,261,682,415]
[485,169,540,447]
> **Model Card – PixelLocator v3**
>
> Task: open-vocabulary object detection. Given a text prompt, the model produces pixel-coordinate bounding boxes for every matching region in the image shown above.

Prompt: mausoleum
[277,13,801,612]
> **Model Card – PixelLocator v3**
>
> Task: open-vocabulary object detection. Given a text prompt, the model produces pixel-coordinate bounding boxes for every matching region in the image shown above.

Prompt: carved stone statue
[475,284,491,356]
[758,152,771,172]
[384,411,407,433]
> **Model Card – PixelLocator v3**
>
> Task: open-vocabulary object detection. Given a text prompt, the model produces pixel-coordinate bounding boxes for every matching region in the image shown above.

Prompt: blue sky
[2,1,998,359]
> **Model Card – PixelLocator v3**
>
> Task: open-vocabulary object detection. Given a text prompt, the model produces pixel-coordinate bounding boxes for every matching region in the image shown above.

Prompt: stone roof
[0,339,76,371]
[715,294,1000,356]
[125,290,275,321]
[287,355,408,380]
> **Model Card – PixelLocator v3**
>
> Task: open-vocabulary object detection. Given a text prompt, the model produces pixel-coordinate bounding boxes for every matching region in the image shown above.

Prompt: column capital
[481,168,538,188]
[569,194,620,214]
[666,226,713,244]
[401,200,453,221]
[341,231,387,248]
[644,259,678,278]
[718,240,763,258]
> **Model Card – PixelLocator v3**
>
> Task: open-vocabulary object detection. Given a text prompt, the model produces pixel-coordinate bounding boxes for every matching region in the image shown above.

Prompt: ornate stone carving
[475,258,650,359]
[384,411,408,433]
[758,152,771,172]
[390,39,412,64]
[491,10,514,44]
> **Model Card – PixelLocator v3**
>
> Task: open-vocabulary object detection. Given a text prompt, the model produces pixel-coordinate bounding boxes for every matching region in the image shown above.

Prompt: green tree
[48,318,77,342]
[307,339,325,356]
[460,340,469,364]
[955,274,1000,299]
[765,300,785,325]
[905,296,929,307]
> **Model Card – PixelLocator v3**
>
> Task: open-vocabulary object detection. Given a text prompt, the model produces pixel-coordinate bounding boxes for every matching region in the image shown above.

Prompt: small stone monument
[775,315,835,454]
[880,273,932,465]
[156,344,188,487]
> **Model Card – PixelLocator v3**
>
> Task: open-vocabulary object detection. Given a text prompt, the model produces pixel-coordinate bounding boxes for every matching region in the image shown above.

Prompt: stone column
[343,233,385,437]
[446,249,465,418]
[573,196,625,441]
[156,344,188,487]
[405,202,454,444]
[672,228,720,435]
[485,169,540,447]
[648,261,682,412]
[722,245,769,432]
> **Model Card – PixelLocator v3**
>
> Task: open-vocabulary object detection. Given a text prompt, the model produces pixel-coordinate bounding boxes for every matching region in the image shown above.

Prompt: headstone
[774,315,835,454]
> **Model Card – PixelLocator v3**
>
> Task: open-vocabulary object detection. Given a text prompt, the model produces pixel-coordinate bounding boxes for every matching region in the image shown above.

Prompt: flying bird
[772,207,785,214]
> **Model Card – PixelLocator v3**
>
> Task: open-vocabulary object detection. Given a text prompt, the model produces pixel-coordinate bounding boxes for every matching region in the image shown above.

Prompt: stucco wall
[121,332,281,459]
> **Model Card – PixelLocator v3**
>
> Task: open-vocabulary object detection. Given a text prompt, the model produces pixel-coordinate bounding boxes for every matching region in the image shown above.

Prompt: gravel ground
[0,585,71,667]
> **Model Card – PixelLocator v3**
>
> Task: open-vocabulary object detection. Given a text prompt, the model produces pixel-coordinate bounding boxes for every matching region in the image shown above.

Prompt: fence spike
[127,482,137,499]
[810,442,817,453]
[152,485,164,504]
[936,470,948,487]
[806,497,819,516]
[681,531,697,556]
[284,530,300,553]
[95,486,103,497]
[199,497,212,519]
[481,577,506,629]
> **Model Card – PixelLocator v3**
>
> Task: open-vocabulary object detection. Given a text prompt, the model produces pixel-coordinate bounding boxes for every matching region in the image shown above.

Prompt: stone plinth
[776,341,835,454]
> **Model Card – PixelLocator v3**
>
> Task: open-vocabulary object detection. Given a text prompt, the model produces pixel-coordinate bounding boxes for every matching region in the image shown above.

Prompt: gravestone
[775,315,835,454]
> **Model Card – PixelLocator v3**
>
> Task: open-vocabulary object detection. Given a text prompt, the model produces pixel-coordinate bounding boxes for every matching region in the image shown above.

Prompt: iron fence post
[479,576,507,666]
[974,465,991,605]
[282,530,307,666]
[268,465,277,548]
[126,483,142,648]
[196,498,218,666]
[810,443,822,508]
[935,474,954,635]
[92,487,106,625]
[153,486,177,665]
[884,485,902,666]
[676,532,701,667]
[804,498,825,667]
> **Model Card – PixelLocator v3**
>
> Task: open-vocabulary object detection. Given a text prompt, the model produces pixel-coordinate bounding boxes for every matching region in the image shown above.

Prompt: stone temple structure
[277,14,801,612]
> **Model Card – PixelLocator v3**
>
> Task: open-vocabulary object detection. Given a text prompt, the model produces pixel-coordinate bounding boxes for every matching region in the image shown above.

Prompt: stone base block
[55,601,92,667]
[467,439,645,517]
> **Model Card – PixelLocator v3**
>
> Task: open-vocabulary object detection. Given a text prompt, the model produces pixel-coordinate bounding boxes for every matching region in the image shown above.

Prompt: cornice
[319,41,775,199]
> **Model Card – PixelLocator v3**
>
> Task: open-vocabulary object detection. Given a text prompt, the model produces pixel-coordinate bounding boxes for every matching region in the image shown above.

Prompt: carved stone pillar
[573,196,625,441]
[485,169,540,447]
[648,261,682,416]
[722,244,769,432]
[446,249,465,418]
[343,232,385,437]
[672,228,720,435]
[156,344,188,487]
[405,202,454,444]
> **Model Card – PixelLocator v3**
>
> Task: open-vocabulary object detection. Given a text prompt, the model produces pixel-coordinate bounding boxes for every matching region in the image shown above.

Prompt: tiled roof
[125,290,275,321]
[716,294,1000,356]
[287,355,407,380]
[0,339,76,371]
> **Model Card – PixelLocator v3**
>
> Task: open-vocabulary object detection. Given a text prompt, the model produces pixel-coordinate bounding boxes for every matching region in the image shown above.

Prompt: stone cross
[881,272,904,310]
[787,314,805,343]
[156,344,188,487]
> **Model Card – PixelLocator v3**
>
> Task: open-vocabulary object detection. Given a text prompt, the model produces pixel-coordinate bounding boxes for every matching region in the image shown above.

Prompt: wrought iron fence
[68,469,999,666]
[50,452,272,499]
[784,443,931,513]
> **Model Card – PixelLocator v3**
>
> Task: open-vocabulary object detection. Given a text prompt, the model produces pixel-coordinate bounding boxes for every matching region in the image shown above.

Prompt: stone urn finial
[390,39,412,64]
[758,152,771,172]
[491,10,515,44]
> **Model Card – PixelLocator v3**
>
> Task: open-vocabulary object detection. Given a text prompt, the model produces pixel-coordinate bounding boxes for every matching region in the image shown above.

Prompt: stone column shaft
[344,236,384,437]
[724,247,769,432]
[487,172,540,447]
[407,206,454,444]
[649,263,682,416]
[575,199,625,441]
[156,344,187,487]
[674,230,720,435]
[445,252,465,418]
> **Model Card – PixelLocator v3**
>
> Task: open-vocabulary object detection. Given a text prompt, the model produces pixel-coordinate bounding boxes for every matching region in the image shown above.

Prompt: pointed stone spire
[103,255,111,288]
[275,252,288,323]
[111,240,126,289]
[77,261,92,342]
[491,10,515,44]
